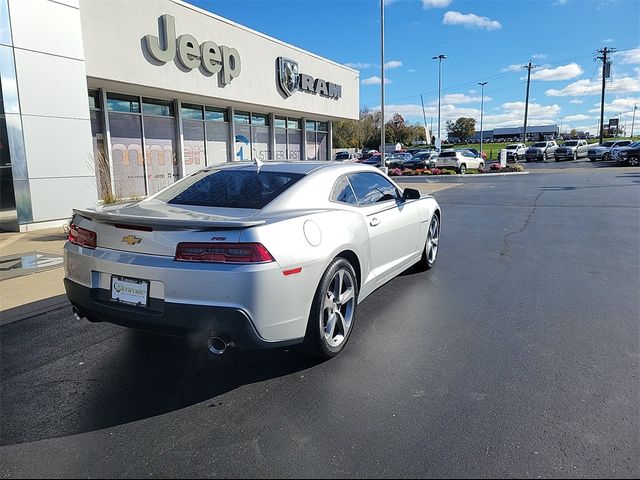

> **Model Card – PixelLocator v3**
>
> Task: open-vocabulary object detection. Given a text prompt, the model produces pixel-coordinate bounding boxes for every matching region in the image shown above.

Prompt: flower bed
[388,163,524,176]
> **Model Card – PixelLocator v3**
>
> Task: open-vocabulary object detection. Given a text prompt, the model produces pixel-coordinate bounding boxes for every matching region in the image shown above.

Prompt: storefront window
[305,120,328,161]
[107,93,140,113]
[206,121,229,165]
[181,103,203,120]
[233,111,271,161]
[144,115,177,194]
[109,112,146,198]
[206,107,227,122]
[142,98,174,117]
[183,119,206,175]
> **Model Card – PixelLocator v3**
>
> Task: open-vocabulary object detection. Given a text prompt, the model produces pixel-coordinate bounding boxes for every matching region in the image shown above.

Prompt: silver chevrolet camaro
[64,161,441,358]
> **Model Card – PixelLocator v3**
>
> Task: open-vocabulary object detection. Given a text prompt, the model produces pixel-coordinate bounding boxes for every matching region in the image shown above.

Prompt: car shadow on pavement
[0,325,322,446]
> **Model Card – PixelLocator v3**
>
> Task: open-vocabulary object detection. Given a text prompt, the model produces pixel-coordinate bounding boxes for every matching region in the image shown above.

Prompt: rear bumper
[64,278,302,349]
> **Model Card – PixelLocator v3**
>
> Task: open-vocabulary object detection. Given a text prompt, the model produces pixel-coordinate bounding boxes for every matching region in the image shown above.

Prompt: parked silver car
[64,162,441,358]
[587,140,633,161]
[505,143,527,162]
[554,139,590,161]
[524,141,558,162]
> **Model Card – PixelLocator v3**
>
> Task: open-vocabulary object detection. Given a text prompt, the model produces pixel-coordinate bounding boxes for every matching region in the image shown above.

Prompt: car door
[577,140,588,157]
[348,172,421,284]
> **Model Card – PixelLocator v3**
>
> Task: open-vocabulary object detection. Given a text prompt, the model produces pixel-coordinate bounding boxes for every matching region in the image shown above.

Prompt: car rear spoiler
[72,208,266,230]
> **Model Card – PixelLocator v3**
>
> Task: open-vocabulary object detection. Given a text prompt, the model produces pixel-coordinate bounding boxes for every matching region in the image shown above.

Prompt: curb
[391,171,529,180]
[0,294,70,326]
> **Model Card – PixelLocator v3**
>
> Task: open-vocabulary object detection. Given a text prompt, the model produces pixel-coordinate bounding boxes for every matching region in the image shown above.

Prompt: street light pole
[631,103,637,139]
[478,82,487,157]
[380,0,385,156]
[432,54,446,149]
[522,61,536,143]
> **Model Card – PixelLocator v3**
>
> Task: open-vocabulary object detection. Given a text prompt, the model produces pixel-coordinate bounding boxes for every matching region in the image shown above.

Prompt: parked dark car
[613,141,640,166]
[402,151,438,169]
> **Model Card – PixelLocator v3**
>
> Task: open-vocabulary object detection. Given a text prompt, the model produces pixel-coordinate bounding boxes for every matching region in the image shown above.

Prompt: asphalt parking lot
[1,160,639,478]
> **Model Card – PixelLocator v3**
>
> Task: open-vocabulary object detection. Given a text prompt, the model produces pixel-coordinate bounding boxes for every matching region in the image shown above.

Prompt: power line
[522,61,537,142]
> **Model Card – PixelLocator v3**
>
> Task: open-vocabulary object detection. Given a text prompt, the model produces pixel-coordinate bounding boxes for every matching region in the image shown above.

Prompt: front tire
[603,153,610,161]
[416,213,440,272]
[459,164,467,174]
[573,151,577,161]
[302,258,358,359]
[629,156,639,167]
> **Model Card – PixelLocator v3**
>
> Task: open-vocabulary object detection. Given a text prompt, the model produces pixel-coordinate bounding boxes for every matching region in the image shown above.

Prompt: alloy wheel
[426,215,440,265]
[322,269,356,348]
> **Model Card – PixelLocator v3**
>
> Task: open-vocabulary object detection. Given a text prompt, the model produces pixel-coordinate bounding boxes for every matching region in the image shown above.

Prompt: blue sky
[194,0,639,135]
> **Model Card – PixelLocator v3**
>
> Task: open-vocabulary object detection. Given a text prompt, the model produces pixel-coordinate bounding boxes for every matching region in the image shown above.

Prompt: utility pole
[478,82,487,157]
[432,54,446,149]
[380,0,385,155]
[420,94,429,144]
[631,103,637,139]
[522,61,536,143]
[597,46,615,144]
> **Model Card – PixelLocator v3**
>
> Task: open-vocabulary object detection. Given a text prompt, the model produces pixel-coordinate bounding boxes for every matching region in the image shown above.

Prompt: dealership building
[0,0,359,231]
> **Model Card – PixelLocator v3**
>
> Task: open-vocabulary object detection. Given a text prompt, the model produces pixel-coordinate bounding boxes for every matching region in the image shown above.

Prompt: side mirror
[402,188,421,200]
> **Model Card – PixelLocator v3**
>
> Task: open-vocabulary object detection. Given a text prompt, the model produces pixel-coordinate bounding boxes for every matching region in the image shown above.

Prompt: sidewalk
[0,227,69,325]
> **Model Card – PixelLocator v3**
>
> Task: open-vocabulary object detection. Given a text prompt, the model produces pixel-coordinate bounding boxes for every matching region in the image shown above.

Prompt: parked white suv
[554,139,590,161]
[505,143,527,162]
[435,149,484,174]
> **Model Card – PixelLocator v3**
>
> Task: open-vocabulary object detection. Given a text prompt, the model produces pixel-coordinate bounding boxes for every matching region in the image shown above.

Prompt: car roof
[206,161,333,175]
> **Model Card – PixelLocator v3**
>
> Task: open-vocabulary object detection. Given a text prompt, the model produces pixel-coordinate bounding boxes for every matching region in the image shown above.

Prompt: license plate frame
[110,275,149,308]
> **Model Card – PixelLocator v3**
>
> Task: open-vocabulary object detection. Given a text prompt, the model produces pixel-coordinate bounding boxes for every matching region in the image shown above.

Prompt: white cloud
[546,75,640,96]
[587,97,640,114]
[528,63,584,81]
[361,76,391,86]
[569,99,583,104]
[616,47,640,65]
[422,0,452,8]
[502,64,523,73]
[603,38,614,44]
[532,53,547,60]
[437,93,491,105]
[371,100,560,130]
[408,68,417,73]
[563,114,591,122]
[384,60,403,69]
[553,0,569,5]
[443,11,501,30]
[468,89,478,94]
[344,62,374,69]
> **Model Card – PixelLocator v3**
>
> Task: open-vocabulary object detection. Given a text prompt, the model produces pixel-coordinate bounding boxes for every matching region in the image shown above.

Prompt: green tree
[446,117,477,144]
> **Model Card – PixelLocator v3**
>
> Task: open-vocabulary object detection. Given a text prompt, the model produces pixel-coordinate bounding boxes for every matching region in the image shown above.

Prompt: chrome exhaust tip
[72,306,84,321]
[207,336,230,355]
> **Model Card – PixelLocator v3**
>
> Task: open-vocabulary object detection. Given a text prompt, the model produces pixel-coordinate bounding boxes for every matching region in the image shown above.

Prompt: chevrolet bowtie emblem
[122,235,142,245]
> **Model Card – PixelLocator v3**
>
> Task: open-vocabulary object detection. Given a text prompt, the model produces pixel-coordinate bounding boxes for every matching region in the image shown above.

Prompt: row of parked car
[351,148,485,174]
[497,139,638,165]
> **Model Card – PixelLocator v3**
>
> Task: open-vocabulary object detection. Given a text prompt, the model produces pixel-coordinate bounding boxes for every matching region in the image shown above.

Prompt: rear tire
[416,213,440,272]
[603,153,610,161]
[459,164,467,174]
[302,258,358,359]
[629,156,639,167]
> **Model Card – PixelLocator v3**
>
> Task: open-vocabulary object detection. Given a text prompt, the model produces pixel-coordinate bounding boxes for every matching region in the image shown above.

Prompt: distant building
[464,125,559,143]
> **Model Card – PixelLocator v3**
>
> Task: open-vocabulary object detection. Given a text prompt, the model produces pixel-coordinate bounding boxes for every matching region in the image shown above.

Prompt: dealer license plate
[111,275,149,307]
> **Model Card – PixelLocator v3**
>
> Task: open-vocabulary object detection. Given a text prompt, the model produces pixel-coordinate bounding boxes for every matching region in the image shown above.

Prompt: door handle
[370,218,381,227]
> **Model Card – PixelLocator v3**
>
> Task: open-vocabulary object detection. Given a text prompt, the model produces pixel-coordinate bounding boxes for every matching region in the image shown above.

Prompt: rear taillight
[68,224,97,249]
[175,242,275,264]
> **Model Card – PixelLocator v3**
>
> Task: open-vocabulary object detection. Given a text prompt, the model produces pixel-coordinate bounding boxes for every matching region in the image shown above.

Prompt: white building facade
[0,0,359,231]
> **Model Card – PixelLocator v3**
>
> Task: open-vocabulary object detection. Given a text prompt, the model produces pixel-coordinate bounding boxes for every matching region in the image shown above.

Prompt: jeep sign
[144,14,241,85]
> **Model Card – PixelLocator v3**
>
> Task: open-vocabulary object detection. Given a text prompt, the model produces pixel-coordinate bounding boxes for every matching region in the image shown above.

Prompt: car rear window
[439,151,456,157]
[155,169,304,209]
[602,142,615,147]
[532,143,547,147]
[506,145,519,149]
[564,141,578,146]
[335,153,349,159]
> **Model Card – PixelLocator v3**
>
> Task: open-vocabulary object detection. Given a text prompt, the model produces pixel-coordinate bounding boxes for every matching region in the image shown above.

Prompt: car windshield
[335,153,349,159]
[439,151,456,157]
[506,145,519,149]
[154,169,304,210]
[532,142,547,147]
[601,141,616,147]
[563,141,578,146]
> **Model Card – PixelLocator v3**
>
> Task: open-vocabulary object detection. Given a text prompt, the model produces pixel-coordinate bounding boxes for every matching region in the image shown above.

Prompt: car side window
[330,175,358,205]
[348,172,399,206]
